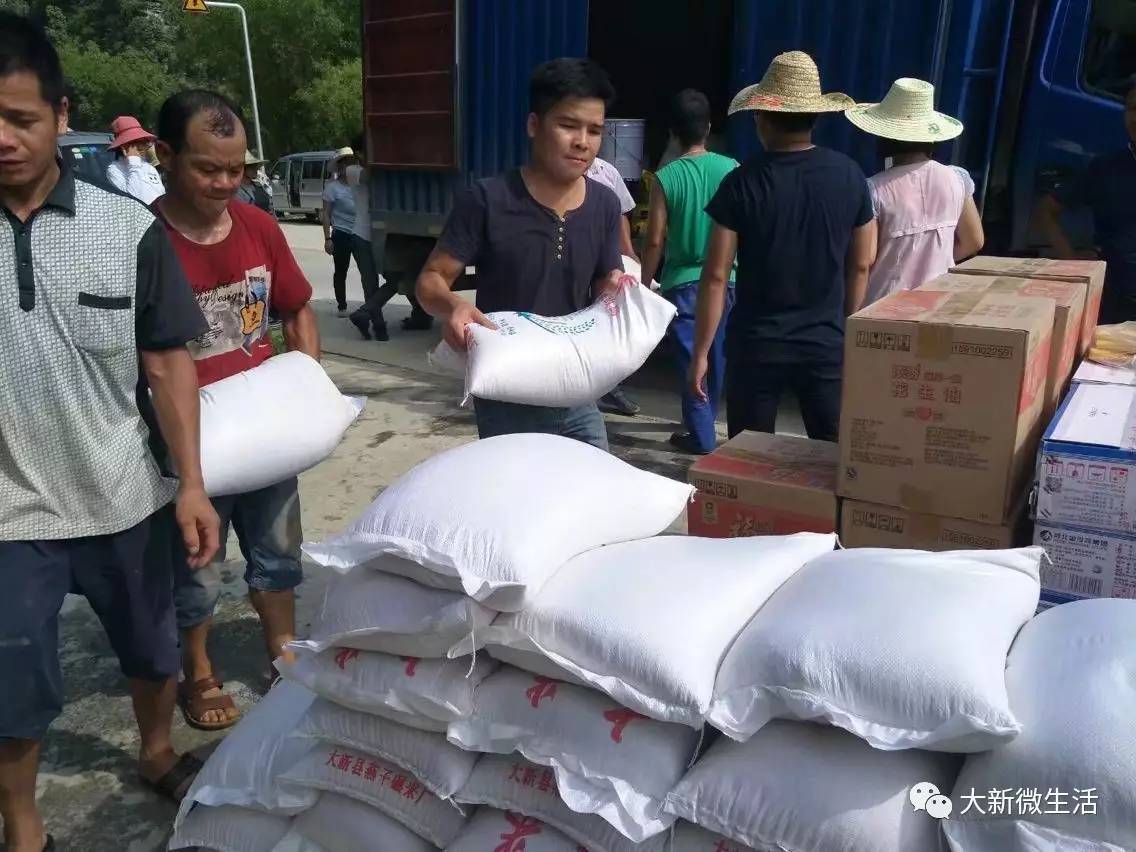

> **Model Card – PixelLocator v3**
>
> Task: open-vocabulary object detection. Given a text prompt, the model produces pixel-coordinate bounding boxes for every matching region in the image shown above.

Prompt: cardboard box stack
[1034,382,1136,605]
[917,273,1084,420]
[837,288,1055,548]
[688,431,839,536]
[951,255,1105,355]
[841,497,1029,550]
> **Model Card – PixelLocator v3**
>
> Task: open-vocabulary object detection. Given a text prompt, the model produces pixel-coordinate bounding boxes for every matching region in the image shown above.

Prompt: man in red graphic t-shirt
[154,90,320,729]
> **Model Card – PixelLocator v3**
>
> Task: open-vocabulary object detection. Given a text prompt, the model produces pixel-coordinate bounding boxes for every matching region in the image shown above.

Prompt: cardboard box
[688,431,838,536]
[951,255,1105,355]
[918,274,1084,420]
[1035,383,1136,535]
[1034,520,1136,603]
[1072,359,1136,387]
[840,497,1029,551]
[839,289,1054,524]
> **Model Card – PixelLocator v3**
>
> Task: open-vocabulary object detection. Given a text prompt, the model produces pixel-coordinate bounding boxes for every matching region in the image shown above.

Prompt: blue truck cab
[360,0,1132,287]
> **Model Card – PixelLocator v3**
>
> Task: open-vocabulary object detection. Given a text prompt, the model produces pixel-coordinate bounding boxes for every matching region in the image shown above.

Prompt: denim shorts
[173,476,304,629]
[0,508,179,740]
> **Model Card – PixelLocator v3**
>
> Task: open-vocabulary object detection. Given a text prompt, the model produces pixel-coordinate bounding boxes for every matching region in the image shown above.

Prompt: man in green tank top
[641,90,738,454]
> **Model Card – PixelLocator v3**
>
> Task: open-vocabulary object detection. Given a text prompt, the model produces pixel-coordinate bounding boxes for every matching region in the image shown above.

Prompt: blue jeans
[173,477,304,629]
[666,283,733,453]
[473,398,609,452]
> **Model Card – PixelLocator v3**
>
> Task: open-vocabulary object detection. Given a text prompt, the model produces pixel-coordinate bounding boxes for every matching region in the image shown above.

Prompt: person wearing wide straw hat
[236,149,273,214]
[104,114,165,204]
[689,50,876,443]
[846,78,984,307]
[321,145,358,316]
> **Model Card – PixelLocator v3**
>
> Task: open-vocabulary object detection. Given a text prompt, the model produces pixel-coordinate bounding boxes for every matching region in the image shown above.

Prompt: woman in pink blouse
[846,78,985,308]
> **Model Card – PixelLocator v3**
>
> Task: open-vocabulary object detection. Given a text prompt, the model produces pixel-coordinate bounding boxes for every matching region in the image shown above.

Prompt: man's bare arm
[140,347,219,568]
[281,304,321,361]
[416,247,496,350]
[639,181,668,288]
[688,225,737,402]
[619,216,637,261]
[1038,194,1077,260]
[845,220,876,316]
[954,196,985,262]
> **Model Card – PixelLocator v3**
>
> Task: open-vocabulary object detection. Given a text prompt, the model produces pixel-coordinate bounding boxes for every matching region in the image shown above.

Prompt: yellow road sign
[183,0,208,12]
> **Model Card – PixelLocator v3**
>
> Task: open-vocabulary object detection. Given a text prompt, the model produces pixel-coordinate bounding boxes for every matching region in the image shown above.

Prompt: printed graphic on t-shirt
[188,264,272,360]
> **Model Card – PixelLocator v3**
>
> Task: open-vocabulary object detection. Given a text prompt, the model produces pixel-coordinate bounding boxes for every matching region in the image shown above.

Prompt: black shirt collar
[42,159,76,215]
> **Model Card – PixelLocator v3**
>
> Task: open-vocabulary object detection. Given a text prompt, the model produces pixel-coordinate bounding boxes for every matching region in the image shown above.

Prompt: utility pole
[183,0,264,159]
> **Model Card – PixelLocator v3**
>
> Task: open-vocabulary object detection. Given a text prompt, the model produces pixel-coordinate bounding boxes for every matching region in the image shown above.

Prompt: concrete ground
[33,220,808,850]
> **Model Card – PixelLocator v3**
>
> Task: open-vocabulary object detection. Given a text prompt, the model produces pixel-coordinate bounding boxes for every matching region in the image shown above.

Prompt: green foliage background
[1,0,364,159]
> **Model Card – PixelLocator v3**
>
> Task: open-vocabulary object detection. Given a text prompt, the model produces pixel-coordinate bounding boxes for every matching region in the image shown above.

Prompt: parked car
[269,150,337,219]
[57,130,114,187]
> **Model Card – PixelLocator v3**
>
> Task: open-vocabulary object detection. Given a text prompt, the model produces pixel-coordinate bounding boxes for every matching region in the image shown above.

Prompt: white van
[269,150,336,219]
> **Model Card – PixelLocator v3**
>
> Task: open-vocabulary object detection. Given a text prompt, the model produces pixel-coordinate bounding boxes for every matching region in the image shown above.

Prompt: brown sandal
[178,676,241,731]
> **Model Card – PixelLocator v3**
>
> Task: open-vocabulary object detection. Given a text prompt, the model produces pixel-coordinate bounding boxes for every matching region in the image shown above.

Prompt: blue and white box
[1034,520,1136,603]
[1071,359,1136,387]
[1036,383,1136,535]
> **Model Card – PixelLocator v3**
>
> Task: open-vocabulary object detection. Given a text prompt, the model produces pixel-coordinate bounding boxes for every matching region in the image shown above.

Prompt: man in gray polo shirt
[0,15,220,851]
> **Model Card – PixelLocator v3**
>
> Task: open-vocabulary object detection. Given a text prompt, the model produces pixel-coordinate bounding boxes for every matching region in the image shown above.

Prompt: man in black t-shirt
[689,51,877,443]
[415,58,625,451]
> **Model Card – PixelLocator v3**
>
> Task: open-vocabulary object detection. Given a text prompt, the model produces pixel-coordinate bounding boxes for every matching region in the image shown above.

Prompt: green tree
[56,39,179,129]
[293,57,361,152]
[175,0,359,156]
[2,0,364,157]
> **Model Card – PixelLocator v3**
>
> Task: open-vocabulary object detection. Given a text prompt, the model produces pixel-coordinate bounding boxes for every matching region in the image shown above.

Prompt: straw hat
[729,51,853,115]
[108,115,156,150]
[333,146,355,161]
[845,78,963,143]
[244,149,265,166]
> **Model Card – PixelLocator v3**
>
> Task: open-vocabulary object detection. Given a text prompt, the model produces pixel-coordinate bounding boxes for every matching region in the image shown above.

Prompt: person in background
[588,154,638,258]
[344,134,390,341]
[641,89,738,455]
[0,17,220,850]
[236,149,273,215]
[1039,83,1136,323]
[154,89,320,730]
[105,114,165,205]
[586,153,641,416]
[416,57,627,451]
[689,51,876,443]
[845,78,983,308]
[321,146,357,317]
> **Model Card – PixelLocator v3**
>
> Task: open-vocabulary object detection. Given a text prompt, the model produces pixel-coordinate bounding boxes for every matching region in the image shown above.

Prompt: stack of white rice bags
[170,432,1136,852]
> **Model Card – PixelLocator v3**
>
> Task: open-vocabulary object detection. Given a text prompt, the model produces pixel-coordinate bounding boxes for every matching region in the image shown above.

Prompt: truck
[360,0,1133,287]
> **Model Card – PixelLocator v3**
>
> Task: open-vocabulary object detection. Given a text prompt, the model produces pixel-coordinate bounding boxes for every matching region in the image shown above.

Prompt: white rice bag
[294,697,477,798]
[198,351,364,497]
[448,666,699,840]
[280,742,467,847]
[944,598,1136,852]
[456,754,665,852]
[428,257,674,407]
[462,533,836,726]
[709,547,1042,751]
[290,569,494,658]
[278,648,495,732]
[303,433,694,611]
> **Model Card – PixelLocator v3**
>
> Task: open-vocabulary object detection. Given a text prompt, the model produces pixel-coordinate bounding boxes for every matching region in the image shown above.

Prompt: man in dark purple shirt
[415,58,625,451]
